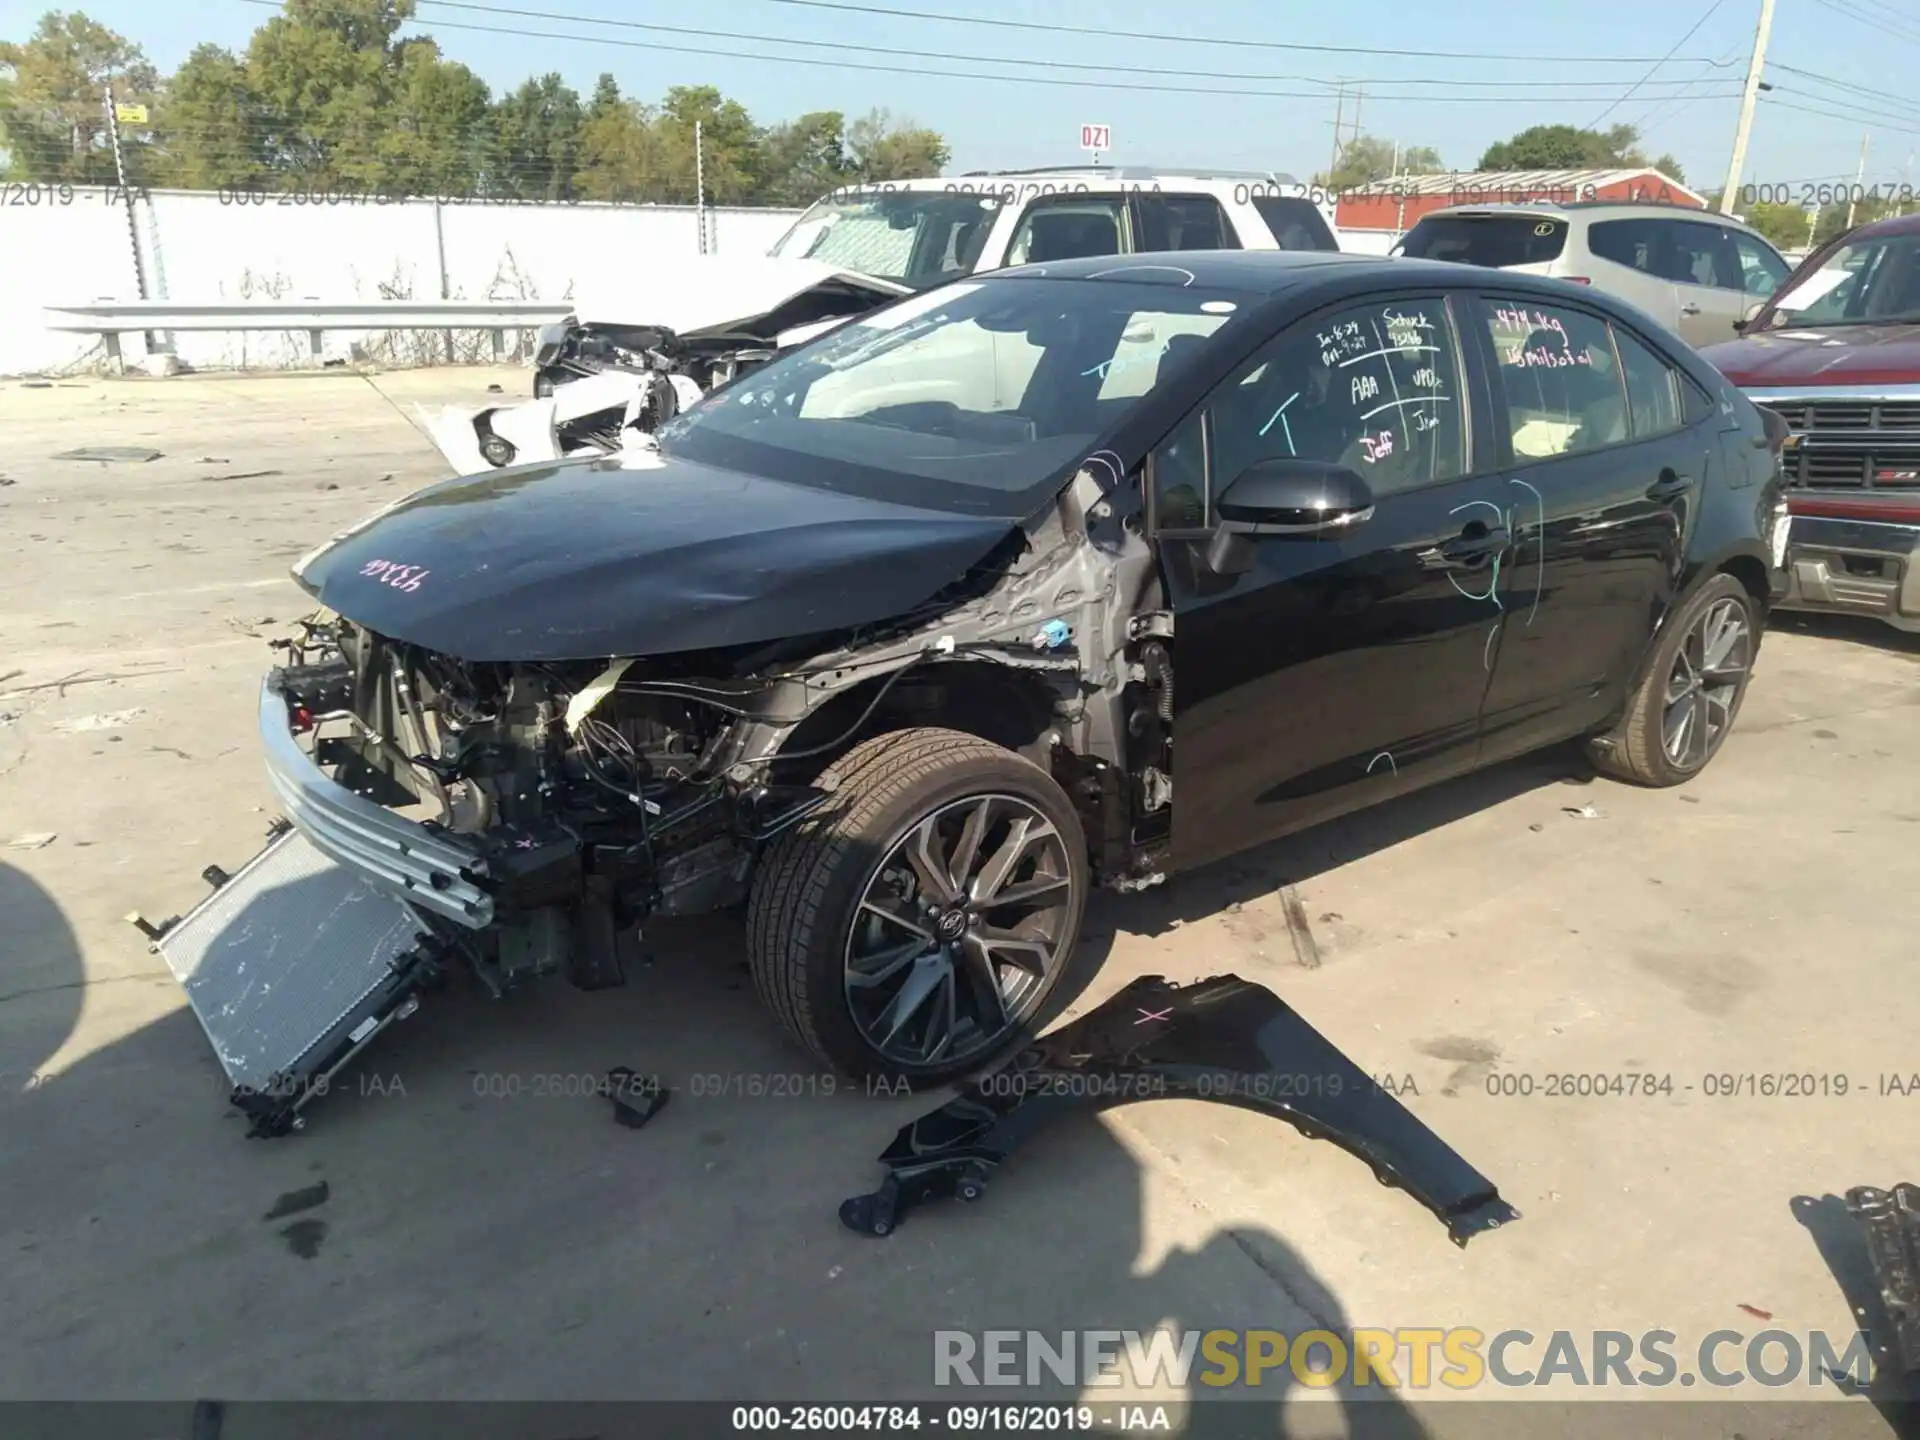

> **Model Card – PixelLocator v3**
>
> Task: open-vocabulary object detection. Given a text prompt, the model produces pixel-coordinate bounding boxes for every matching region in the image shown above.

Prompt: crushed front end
[260,615,833,997]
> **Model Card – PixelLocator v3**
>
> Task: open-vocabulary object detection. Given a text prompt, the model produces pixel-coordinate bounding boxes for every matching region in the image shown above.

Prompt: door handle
[1421,526,1510,568]
[1680,303,1702,315]
[1646,469,1694,501]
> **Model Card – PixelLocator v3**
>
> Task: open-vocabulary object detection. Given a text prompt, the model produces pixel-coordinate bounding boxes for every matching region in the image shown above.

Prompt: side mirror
[1734,299,1766,334]
[1217,457,1374,530]
[1206,458,1374,575]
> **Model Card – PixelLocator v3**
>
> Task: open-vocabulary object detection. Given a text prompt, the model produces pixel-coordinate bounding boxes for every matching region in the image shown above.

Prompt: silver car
[1394,202,1792,348]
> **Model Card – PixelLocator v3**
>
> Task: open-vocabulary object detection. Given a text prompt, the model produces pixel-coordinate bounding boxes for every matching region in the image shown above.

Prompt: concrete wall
[0,188,1401,376]
[1,189,805,376]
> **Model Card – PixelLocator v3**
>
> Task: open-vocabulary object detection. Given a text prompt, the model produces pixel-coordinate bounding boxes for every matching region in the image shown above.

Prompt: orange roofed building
[1333,168,1708,235]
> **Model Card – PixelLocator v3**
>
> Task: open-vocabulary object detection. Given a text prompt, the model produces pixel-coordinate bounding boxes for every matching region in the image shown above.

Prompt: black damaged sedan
[248,251,1789,1100]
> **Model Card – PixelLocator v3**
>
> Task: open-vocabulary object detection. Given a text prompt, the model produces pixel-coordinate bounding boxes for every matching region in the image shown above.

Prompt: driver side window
[1149,295,1467,529]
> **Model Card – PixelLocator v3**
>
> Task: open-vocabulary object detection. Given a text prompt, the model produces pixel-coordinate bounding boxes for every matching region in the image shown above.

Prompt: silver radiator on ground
[150,826,440,1135]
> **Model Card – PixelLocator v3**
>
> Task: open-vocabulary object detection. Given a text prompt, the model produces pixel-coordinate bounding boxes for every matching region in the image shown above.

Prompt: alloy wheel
[843,792,1078,1070]
[1662,596,1751,771]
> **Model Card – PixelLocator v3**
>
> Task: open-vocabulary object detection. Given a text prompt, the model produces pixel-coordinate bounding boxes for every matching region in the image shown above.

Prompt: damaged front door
[1149,292,1509,873]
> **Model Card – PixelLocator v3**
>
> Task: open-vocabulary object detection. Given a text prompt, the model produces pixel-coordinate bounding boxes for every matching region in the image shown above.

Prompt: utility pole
[102,79,154,360]
[1328,81,1346,181]
[1845,131,1870,232]
[1718,0,1776,214]
[694,119,708,255]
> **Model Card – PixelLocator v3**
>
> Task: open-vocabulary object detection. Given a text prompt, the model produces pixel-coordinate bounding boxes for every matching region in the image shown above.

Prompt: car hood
[1700,323,1920,388]
[292,451,1020,663]
[567,255,912,343]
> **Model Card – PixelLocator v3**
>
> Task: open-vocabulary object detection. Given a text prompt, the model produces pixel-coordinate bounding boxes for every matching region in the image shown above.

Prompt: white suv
[1394,202,1791,348]
[768,166,1340,285]
[427,168,1338,474]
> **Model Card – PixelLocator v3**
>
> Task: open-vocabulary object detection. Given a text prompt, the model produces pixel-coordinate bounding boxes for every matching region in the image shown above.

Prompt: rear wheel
[745,727,1088,1084]
[1589,572,1759,786]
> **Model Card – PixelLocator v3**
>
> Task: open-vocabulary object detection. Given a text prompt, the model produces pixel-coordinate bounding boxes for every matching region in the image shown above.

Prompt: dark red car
[1701,211,1920,633]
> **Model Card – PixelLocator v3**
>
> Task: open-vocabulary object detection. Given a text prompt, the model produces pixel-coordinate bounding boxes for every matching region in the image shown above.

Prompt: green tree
[845,107,947,180]
[1480,122,1632,170]
[0,10,158,184]
[1315,133,1445,189]
[377,37,488,197]
[153,43,263,188]
[573,95,664,202]
[491,72,581,202]
[1742,199,1815,250]
[655,84,761,203]
[756,108,851,205]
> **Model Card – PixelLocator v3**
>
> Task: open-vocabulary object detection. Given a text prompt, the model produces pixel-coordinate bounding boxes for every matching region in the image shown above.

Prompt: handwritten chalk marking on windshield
[1483,621,1501,671]
[1337,345,1438,367]
[1359,431,1395,463]
[1082,338,1171,381]
[1363,395,1454,421]
[1258,391,1302,451]
[1366,752,1398,777]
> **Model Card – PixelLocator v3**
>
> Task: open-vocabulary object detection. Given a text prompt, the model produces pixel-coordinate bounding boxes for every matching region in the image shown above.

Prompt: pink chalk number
[359,559,430,593]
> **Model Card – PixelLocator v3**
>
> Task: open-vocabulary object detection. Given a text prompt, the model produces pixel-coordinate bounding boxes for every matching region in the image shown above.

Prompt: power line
[1761,92,1920,138]
[230,0,1745,104]
[404,0,1741,91]
[1772,61,1920,120]
[1629,41,1747,133]
[706,0,1743,64]
[1809,0,1920,43]
[1589,0,1728,127]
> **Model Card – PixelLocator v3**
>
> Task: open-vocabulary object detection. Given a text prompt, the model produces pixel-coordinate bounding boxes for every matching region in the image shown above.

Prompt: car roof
[983,249,1593,298]
[1417,200,1764,231]
[849,168,1307,192]
[1847,210,1920,240]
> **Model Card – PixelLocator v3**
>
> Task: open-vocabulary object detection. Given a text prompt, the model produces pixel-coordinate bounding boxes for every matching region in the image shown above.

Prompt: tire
[745,726,1089,1085]
[1589,572,1760,786]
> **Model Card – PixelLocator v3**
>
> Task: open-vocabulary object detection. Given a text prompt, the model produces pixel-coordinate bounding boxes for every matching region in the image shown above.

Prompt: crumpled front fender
[841,972,1521,1247]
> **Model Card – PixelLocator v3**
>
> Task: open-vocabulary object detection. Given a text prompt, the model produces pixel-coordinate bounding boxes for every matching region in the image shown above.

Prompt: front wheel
[745,727,1089,1085]
[1589,572,1760,786]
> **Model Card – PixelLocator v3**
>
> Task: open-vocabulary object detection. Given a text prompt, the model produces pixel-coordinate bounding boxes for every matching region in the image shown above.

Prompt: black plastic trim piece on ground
[839,972,1520,1247]
[1850,1183,1920,1375]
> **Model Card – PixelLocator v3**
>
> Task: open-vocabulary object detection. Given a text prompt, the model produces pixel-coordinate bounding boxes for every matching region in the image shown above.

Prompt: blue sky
[9,0,1919,193]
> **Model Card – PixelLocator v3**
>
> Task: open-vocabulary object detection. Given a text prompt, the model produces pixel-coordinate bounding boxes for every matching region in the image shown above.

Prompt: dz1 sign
[1081,124,1111,153]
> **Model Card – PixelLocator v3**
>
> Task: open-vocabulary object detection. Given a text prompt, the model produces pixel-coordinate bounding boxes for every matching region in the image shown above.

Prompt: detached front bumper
[1780,513,1920,633]
[260,673,494,928]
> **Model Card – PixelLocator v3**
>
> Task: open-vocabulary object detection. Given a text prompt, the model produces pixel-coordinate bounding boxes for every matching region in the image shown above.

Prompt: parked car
[245,252,1787,1106]
[1700,212,1920,632]
[426,167,1340,474]
[1393,202,1792,349]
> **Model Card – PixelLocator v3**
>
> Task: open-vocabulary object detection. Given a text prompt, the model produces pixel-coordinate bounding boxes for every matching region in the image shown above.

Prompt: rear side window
[1249,195,1338,251]
[1399,215,1569,267]
[1006,198,1125,265]
[1663,221,1744,290]
[1134,194,1242,251]
[1613,328,1683,438]
[1588,218,1664,275]
[1481,299,1630,459]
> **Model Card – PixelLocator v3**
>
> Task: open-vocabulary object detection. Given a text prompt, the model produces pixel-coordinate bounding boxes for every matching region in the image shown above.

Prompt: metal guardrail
[43,299,576,366]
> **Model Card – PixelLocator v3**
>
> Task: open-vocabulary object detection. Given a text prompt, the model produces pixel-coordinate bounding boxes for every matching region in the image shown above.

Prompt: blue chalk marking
[1259,391,1301,439]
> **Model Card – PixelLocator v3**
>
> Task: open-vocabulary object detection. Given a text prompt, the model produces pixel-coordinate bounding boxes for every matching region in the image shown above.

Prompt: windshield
[655,277,1243,513]
[770,191,1001,289]
[1762,230,1920,327]
[1397,214,1569,267]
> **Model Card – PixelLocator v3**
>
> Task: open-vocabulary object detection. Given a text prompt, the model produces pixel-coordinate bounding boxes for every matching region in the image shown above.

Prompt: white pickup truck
[424,167,1339,473]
